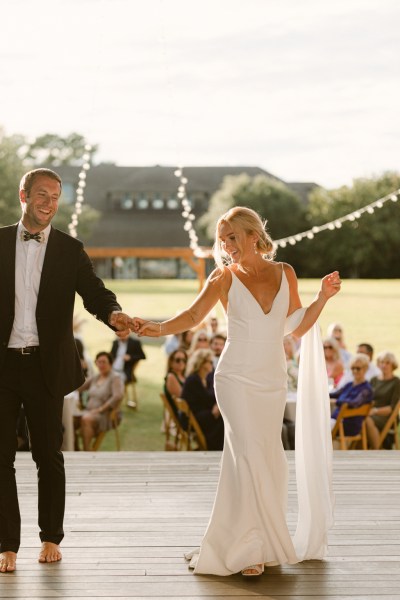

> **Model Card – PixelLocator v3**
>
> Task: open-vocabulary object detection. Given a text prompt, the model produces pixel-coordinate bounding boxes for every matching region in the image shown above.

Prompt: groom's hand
[108,311,133,336]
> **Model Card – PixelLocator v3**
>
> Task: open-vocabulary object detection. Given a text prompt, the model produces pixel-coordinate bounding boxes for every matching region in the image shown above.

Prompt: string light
[68,143,93,238]
[273,188,400,249]
[174,166,200,252]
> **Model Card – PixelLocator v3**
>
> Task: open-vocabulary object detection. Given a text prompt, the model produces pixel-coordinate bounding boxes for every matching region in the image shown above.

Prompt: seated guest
[323,336,344,389]
[330,353,373,435]
[357,343,382,380]
[188,330,210,356]
[76,352,124,451]
[210,334,226,368]
[181,349,224,450]
[327,322,353,369]
[366,351,400,449]
[164,349,188,416]
[340,342,382,386]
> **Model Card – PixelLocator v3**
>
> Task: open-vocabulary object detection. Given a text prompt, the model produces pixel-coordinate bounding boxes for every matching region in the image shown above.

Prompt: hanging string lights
[174,171,399,255]
[174,166,201,252]
[273,187,399,249]
[68,143,93,238]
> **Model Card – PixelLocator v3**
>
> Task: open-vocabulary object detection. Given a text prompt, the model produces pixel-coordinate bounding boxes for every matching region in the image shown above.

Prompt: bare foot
[38,542,62,563]
[0,551,17,573]
[241,563,264,576]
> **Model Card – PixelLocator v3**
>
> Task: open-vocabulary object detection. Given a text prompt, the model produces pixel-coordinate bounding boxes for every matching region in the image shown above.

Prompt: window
[152,198,164,209]
[122,198,133,210]
[167,198,179,209]
[137,198,149,209]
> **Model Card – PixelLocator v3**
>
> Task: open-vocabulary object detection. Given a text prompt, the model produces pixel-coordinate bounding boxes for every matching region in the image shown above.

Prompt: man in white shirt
[0,169,132,573]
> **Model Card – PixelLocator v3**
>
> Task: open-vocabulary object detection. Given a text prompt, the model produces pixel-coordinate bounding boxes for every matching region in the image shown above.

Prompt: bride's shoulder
[208,266,232,289]
[280,262,297,279]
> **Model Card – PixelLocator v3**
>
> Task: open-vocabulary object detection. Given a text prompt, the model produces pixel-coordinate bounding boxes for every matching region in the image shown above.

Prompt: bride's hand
[321,271,341,300]
[136,319,163,337]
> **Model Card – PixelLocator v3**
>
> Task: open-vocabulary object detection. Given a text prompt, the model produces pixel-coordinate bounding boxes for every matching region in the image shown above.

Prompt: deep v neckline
[231,266,285,316]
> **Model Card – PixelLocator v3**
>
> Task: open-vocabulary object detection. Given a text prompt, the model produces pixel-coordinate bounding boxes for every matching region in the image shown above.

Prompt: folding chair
[160,393,189,451]
[91,401,123,451]
[175,398,208,451]
[332,402,372,450]
[376,398,400,450]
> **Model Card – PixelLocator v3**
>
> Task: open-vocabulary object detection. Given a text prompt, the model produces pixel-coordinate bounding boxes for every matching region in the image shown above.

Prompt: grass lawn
[74,278,400,451]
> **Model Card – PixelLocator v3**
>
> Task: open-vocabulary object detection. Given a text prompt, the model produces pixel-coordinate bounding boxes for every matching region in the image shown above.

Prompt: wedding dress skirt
[185,269,334,576]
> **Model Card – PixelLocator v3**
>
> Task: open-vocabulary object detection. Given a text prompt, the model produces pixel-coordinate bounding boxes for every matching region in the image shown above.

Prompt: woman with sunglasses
[164,350,188,417]
[330,353,373,435]
[323,336,344,389]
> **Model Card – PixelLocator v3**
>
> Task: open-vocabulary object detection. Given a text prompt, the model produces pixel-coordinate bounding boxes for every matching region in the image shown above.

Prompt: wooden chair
[160,393,189,451]
[376,398,400,450]
[332,402,372,450]
[175,398,208,451]
[91,401,123,451]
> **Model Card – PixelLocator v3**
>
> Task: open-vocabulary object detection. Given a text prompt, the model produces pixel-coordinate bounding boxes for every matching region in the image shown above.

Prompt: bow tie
[21,230,45,243]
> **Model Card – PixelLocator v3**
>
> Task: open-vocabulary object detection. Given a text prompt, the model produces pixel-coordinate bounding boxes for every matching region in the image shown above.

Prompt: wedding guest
[366,351,400,449]
[182,349,224,450]
[323,337,344,388]
[327,322,352,369]
[76,352,124,451]
[330,353,373,435]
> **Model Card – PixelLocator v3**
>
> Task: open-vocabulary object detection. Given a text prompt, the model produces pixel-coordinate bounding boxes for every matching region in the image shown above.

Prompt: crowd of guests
[162,316,399,452]
[17,314,399,453]
[163,315,226,450]
[284,321,400,450]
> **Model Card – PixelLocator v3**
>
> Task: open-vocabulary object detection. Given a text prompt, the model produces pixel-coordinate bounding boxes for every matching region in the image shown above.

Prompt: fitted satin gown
[186,266,334,575]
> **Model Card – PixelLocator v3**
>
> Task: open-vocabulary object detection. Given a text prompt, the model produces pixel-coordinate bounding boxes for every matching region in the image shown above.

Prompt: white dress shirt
[8,222,51,348]
[113,339,128,375]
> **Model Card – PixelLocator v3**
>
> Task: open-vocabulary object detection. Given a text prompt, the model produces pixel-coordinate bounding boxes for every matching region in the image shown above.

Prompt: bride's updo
[213,206,275,269]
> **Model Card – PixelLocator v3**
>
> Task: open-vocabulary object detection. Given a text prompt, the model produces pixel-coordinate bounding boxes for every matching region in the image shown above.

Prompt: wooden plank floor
[1,451,399,600]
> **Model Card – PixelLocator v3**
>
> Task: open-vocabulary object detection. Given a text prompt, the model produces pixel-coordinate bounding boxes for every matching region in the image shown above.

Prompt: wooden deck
[1,451,400,599]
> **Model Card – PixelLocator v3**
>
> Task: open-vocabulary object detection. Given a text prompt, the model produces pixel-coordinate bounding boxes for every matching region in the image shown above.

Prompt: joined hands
[109,311,162,337]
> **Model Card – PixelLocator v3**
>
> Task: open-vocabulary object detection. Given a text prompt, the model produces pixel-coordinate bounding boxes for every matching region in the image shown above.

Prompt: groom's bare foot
[0,551,17,573]
[38,542,62,563]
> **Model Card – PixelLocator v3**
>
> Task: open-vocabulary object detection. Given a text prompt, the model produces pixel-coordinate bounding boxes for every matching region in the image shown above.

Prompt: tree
[305,172,400,277]
[0,128,100,235]
[21,132,98,167]
[199,173,308,271]
[0,129,25,226]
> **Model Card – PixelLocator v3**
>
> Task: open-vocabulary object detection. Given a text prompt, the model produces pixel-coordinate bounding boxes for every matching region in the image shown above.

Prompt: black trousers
[0,350,65,553]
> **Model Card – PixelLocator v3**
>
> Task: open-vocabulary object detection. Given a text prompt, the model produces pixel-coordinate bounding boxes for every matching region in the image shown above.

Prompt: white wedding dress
[185,267,334,576]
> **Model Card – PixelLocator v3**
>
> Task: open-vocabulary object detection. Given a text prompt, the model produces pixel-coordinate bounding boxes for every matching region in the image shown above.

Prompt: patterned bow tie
[21,230,45,243]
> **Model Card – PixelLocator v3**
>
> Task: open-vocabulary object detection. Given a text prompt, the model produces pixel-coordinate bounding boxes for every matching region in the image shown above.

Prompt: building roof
[53,164,317,247]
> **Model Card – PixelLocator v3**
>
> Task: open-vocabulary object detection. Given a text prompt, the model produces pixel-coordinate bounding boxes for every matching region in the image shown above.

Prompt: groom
[0,168,132,573]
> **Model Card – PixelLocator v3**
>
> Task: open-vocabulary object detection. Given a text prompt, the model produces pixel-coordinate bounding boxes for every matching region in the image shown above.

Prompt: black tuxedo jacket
[111,336,146,383]
[0,224,121,397]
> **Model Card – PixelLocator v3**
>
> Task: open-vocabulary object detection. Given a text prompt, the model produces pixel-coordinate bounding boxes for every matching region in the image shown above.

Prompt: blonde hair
[213,206,275,270]
[323,337,341,361]
[350,353,370,369]
[186,349,214,377]
[376,351,398,370]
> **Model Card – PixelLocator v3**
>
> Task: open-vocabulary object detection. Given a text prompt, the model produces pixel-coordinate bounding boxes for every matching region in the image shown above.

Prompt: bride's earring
[254,242,258,254]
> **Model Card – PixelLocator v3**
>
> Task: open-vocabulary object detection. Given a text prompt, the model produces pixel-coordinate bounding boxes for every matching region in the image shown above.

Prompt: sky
[1,0,399,189]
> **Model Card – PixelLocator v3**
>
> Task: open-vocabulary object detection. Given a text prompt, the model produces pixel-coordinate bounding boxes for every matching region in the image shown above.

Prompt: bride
[133,206,341,576]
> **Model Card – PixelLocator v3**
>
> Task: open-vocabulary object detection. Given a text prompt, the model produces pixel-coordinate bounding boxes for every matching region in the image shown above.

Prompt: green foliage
[52,203,100,238]
[21,132,98,167]
[0,129,25,226]
[306,172,400,277]
[0,127,100,233]
[199,173,308,271]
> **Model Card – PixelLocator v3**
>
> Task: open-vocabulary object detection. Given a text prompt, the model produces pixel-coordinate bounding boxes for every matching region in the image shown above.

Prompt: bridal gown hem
[185,267,334,576]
